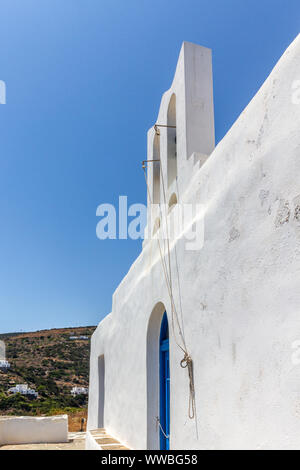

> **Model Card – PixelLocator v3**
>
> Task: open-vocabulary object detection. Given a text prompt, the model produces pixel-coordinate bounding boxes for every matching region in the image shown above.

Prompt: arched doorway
[147,302,170,450]
[98,355,105,428]
[159,312,170,450]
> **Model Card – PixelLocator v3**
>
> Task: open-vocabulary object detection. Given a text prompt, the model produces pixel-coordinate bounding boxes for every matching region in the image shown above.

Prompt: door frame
[159,312,170,450]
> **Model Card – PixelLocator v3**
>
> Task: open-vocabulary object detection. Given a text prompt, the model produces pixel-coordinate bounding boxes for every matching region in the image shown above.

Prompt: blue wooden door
[160,312,170,450]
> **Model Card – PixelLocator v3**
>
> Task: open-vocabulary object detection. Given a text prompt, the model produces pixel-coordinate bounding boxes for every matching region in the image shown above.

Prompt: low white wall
[0,415,68,446]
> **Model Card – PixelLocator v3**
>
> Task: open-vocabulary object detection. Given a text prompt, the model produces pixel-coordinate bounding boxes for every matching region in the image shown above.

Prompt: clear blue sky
[0,0,299,333]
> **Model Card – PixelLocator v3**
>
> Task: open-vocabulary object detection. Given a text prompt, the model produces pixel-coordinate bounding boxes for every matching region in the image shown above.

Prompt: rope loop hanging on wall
[142,154,197,425]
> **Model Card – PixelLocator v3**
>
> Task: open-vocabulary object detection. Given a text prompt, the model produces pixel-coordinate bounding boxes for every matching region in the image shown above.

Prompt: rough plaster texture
[0,415,68,446]
[88,36,300,450]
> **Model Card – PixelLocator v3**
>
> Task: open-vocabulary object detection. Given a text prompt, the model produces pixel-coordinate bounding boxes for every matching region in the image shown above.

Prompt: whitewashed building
[87,35,300,450]
[69,336,89,340]
[0,360,11,370]
[9,384,38,398]
[71,386,88,397]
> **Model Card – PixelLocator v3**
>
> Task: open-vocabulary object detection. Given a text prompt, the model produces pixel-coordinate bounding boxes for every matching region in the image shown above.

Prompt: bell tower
[145,42,215,241]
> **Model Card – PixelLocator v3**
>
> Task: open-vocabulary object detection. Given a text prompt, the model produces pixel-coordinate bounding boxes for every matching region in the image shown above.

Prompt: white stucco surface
[0,415,68,446]
[85,430,102,450]
[88,35,300,449]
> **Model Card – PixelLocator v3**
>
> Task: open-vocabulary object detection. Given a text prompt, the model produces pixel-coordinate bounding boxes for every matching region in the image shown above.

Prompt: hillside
[0,326,96,423]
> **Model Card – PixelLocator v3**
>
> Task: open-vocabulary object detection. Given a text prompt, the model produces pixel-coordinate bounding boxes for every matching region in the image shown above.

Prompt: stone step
[89,428,130,450]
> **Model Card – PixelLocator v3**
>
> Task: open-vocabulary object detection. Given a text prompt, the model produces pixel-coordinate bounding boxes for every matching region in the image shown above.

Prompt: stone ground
[0,432,86,450]
[88,428,129,450]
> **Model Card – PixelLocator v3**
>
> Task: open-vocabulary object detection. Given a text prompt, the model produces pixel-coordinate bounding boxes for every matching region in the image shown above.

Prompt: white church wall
[88,35,300,450]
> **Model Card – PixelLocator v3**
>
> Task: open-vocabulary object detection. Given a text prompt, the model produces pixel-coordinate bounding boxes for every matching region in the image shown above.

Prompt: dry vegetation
[0,326,96,429]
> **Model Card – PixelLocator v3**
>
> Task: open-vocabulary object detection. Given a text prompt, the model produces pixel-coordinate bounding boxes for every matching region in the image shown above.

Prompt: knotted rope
[180,352,195,419]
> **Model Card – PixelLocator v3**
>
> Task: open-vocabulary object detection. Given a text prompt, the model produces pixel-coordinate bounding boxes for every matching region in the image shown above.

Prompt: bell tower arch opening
[152,134,161,205]
[167,94,177,188]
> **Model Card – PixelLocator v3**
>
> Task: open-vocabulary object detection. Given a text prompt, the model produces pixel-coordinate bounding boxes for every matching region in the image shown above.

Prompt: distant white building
[71,386,88,396]
[9,384,38,398]
[0,360,10,370]
[69,336,89,340]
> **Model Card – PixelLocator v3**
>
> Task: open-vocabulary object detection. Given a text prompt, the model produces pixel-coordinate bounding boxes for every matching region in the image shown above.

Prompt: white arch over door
[146,302,168,450]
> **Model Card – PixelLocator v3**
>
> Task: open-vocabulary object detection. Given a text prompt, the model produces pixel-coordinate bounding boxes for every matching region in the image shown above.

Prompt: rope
[143,167,185,355]
[155,416,170,439]
[159,164,196,421]
[180,352,196,420]
[142,160,196,422]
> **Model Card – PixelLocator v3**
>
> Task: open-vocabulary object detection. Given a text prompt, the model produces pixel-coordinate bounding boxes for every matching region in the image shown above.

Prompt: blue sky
[0,0,299,333]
